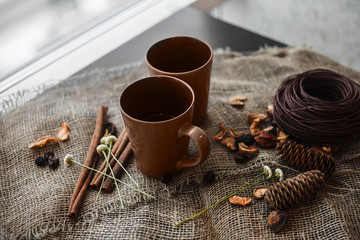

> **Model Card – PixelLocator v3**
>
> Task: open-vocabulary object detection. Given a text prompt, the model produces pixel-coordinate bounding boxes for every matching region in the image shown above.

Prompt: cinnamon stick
[90,129,129,188]
[102,142,133,192]
[68,106,108,218]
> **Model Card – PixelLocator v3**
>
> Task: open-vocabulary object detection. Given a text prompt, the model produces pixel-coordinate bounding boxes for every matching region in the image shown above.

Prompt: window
[0,0,143,81]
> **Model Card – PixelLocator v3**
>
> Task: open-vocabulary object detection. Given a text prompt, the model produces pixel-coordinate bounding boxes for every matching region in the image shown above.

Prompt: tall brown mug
[120,76,210,178]
[146,36,213,125]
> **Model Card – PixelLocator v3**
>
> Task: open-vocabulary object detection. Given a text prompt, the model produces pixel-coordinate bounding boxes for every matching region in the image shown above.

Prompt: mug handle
[176,123,211,170]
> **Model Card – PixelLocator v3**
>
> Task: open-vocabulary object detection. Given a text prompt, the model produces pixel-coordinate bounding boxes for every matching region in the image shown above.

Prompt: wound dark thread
[273,69,360,145]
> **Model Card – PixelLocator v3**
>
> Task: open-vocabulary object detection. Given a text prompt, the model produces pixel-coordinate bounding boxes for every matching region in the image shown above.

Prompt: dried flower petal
[277,129,289,141]
[213,122,227,140]
[28,136,59,149]
[229,128,246,138]
[250,119,262,136]
[267,104,274,116]
[246,113,267,123]
[221,136,237,151]
[238,142,259,157]
[229,196,252,206]
[253,186,269,199]
[57,123,70,141]
[230,96,246,107]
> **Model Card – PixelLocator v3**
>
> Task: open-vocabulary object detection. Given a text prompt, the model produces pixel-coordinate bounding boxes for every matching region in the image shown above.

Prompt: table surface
[78,7,286,74]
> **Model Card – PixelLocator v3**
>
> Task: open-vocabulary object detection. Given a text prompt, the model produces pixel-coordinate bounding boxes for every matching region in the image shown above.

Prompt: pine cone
[276,139,335,178]
[264,170,325,209]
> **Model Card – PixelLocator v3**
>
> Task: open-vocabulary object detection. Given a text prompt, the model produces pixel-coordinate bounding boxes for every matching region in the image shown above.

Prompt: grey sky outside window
[0,0,141,82]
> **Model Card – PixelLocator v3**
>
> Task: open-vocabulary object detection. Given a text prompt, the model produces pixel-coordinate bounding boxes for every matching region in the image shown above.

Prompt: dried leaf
[57,123,70,141]
[229,196,252,206]
[28,136,59,149]
[213,122,227,140]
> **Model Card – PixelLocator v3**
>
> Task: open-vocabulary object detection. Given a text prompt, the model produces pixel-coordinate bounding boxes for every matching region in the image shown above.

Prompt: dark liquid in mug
[143,113,174,122]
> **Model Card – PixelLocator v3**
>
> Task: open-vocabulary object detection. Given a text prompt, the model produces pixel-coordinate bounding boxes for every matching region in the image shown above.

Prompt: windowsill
[0,0,195,98]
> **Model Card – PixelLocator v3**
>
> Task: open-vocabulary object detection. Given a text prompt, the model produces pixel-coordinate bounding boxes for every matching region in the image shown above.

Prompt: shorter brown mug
[120,75,211,178]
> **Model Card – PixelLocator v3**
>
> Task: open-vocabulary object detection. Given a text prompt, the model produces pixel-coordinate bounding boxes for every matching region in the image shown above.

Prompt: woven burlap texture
[1,47,359,239]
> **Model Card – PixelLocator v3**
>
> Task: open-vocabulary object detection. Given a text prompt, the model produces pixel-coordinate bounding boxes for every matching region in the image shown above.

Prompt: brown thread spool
[273,69,360,145]
[276,139,335,178]
[264,170,325,209]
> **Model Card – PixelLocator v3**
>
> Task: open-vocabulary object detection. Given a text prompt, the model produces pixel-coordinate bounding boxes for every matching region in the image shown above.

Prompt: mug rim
[119,75,195,124]
[145,35,213,75]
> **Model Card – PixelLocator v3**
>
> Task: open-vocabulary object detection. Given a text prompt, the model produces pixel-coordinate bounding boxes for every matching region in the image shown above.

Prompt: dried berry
[253,186,269,199]
[267,210,289,232]
[229,196,252,206]
[48,156,59,169]
[161,174,172,184]
[235,133,255,146]
[254,132,277,148]
[203,171,216,184]
[35,156,47,167]
[44,152,54,161]
[234,152,250,163]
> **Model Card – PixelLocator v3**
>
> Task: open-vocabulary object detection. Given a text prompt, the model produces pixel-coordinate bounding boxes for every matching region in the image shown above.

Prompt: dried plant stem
[96,142,113,202]
[70,159,155,199]
[174,172,273,227]
[103,151,125,209]
[110,151,138,187]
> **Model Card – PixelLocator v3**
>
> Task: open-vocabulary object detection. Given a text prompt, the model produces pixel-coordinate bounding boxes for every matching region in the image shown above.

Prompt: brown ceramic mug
[145,36,213,125]
[120,75,211,178]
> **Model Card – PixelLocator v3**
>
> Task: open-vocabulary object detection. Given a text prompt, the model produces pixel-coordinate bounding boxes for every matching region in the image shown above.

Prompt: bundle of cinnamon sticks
[68,106,132,218]
[89,128,132,192]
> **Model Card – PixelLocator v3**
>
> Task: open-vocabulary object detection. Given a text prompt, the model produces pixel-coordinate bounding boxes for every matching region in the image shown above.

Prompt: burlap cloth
[1,47,360,239]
